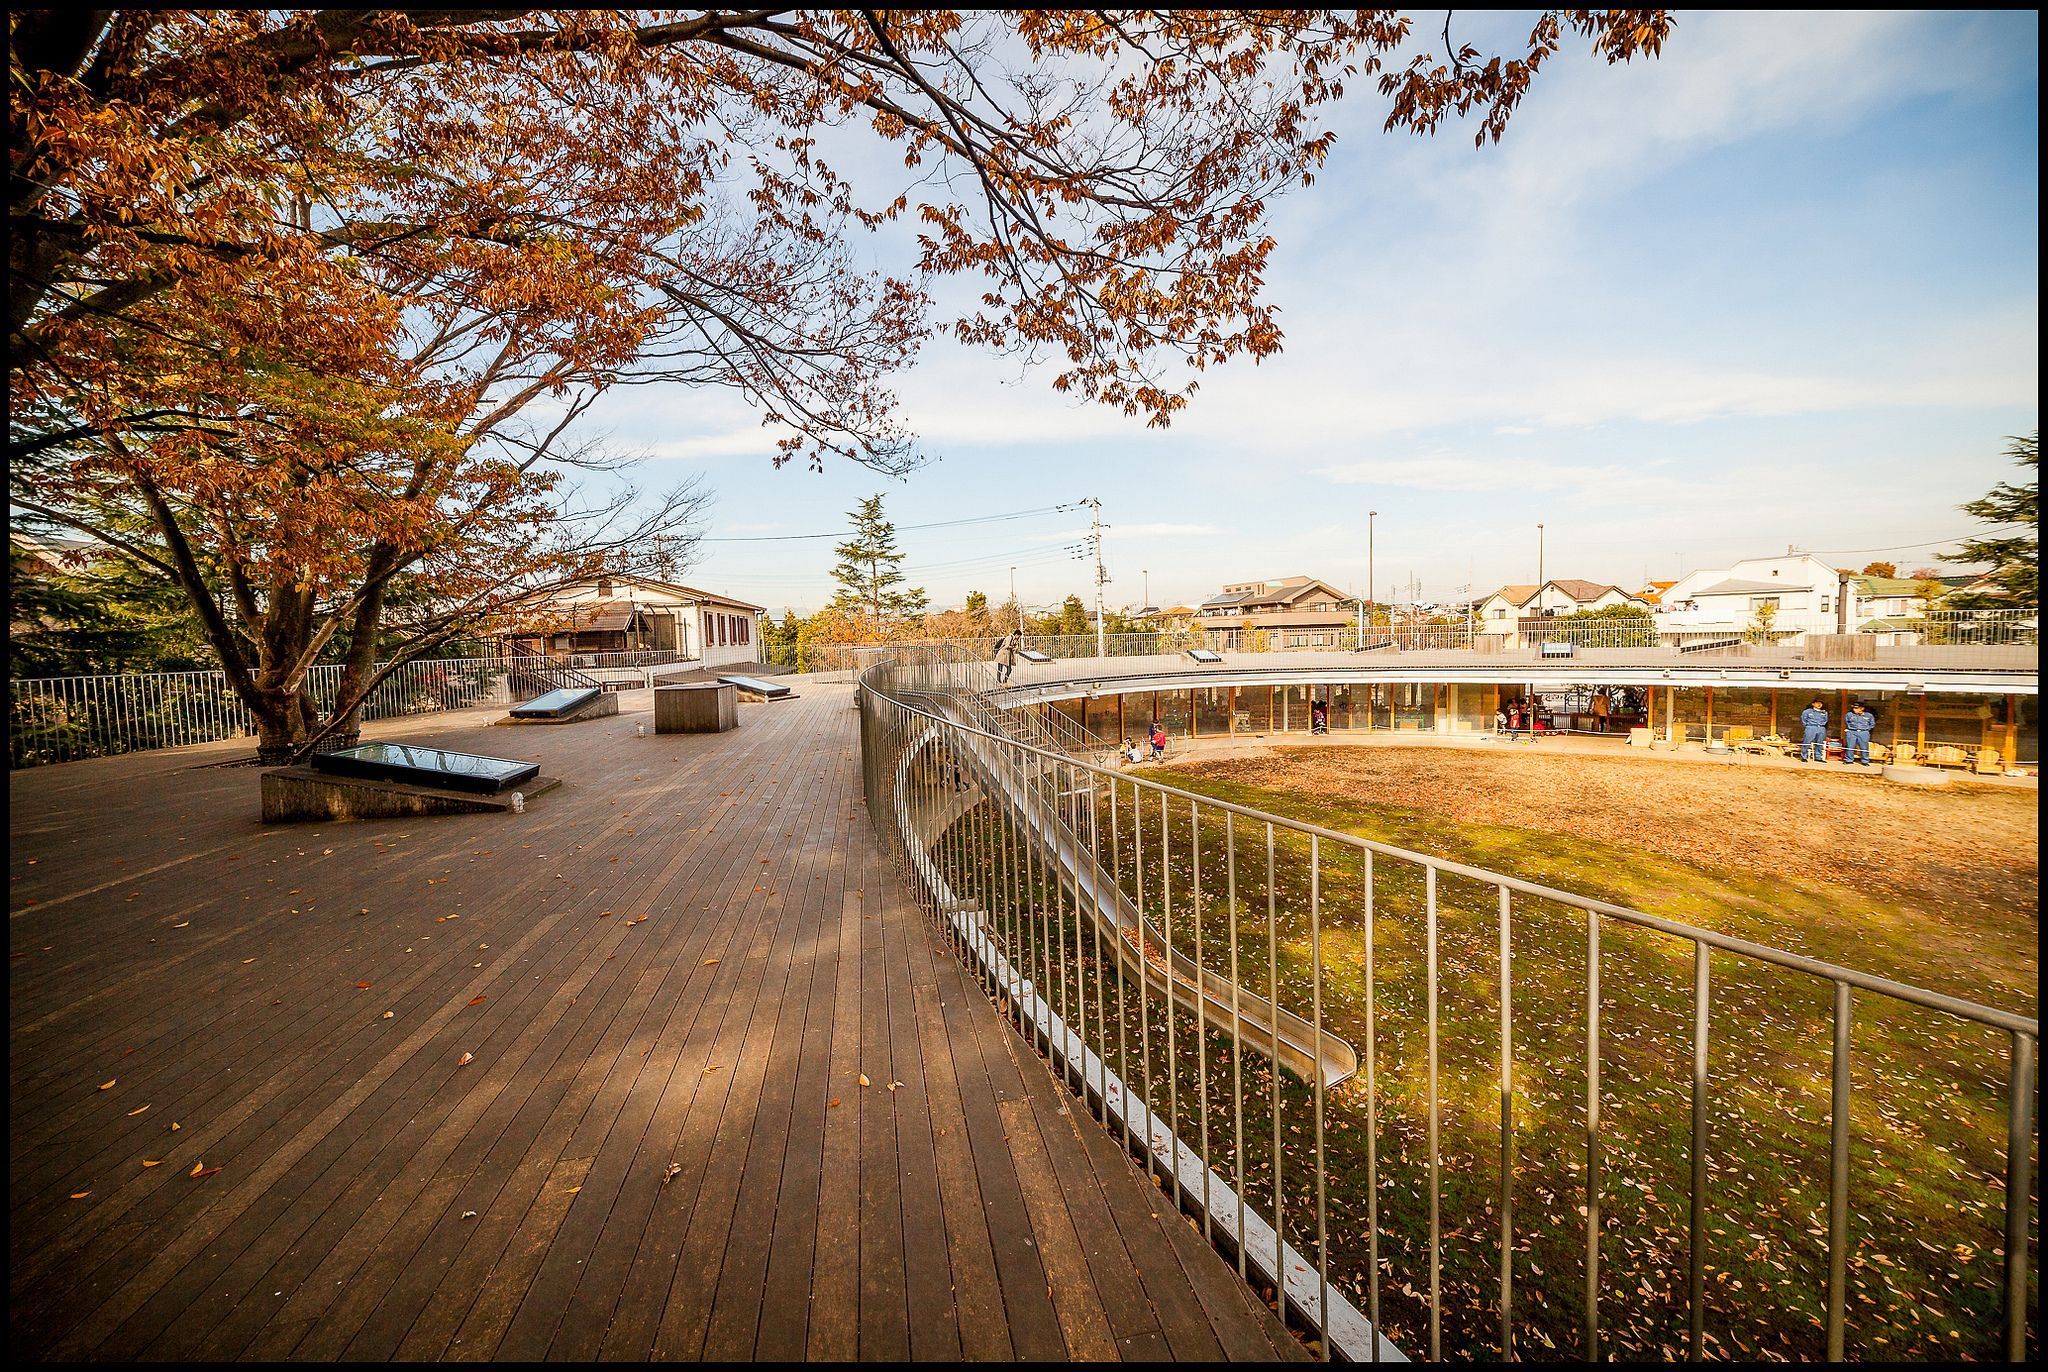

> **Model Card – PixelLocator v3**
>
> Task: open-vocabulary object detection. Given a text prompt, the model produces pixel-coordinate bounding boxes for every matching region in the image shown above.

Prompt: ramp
[903,699,1358,1090]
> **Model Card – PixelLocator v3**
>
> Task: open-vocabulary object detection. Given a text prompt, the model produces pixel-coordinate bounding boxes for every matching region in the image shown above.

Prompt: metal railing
[10,649,595,767]
[858,649,2040,1362]
[797,609,2038,676]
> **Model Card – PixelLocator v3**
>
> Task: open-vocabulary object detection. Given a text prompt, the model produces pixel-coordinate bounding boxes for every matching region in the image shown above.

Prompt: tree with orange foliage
[10,10,1671,758]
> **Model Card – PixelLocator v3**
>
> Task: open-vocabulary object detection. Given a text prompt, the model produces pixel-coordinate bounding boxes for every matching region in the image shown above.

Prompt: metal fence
[7,648,677,768]
[857,647,2039,1362]
[797,608,2037,675]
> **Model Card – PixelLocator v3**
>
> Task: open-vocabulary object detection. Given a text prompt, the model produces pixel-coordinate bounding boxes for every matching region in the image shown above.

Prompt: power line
[1796,525,2029,558]
[697,502,1081,543]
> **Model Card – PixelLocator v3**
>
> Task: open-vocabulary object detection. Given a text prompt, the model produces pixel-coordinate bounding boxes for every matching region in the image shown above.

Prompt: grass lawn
[939,748,2038,1362]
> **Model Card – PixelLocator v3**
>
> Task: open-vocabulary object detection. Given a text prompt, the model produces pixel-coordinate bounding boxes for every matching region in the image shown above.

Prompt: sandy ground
[1169,744,2041,925]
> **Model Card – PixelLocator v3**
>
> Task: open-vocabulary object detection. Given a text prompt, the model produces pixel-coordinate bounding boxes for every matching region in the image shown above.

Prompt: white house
[1474,580,1647,635]
[1658,555,1849,635]
[503,574,765,669]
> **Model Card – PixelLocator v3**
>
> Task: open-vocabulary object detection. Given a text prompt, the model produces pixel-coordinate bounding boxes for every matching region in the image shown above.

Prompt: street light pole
[1537,522,1546,611]
[1142,569,1149,611]
[1010,565,1022,633]
[1367,509,1378,644]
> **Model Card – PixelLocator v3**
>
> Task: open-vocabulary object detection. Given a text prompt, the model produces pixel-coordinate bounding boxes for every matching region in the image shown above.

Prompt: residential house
[1194,576,1354,648]
[1658,555,1849,635]
[1474,580,1647,635]
[501,573,765,668]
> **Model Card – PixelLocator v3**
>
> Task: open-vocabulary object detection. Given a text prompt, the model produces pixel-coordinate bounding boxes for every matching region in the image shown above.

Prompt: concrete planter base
[261,768,561,823]
[1880,764,1951,787]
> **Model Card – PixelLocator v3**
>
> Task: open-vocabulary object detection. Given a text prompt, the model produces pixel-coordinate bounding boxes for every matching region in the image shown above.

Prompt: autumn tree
[829,494,926,623]
[1860,561,1897,578]
[11,10,1672,758]
[1945,432,2038,606]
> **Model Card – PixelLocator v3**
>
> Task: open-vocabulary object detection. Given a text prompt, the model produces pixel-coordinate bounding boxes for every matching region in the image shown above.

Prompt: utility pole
[1537,522,1546,607]
[1142,569,1150,611]
[1010,565,1022,633]
[1087,496,1107,658]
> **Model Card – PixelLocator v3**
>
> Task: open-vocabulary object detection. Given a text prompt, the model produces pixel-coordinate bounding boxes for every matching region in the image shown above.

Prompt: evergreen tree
[1056,594,1089,636]
[828,495,927,623]
[1946,433,2037,605]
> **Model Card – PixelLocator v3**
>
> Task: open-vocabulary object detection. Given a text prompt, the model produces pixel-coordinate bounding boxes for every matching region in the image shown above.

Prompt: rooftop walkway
[9,683,1302,1362]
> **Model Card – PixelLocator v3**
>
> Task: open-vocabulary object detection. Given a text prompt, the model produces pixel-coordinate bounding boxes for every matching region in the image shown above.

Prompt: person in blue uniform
[1843,701,1877,765]
[1799,699,1830,762]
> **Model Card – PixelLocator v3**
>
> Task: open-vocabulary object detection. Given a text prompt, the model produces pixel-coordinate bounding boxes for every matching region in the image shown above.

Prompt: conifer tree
[829,495,927,623]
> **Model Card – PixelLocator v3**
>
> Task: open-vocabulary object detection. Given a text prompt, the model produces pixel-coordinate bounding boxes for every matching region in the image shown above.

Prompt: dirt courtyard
[1167,744,2041,928]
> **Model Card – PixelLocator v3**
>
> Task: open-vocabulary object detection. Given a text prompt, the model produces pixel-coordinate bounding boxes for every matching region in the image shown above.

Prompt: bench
[717,673,794,701]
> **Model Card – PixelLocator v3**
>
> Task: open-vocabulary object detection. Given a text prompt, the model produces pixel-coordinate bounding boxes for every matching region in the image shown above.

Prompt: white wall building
[1657,555,1849,635]
[1474,580,1647,635]
[505,574,766,669]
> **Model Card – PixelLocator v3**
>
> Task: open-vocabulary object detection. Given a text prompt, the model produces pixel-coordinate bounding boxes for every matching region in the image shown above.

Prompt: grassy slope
[1090,764,2042,1362]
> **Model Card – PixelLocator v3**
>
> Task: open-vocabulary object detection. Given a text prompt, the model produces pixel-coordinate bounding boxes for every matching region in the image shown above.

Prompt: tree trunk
[251,685,319,764]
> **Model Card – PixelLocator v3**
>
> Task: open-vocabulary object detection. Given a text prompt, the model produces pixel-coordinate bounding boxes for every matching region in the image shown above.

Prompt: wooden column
[1705,686,1714,739]
[1228,686,1237,737]
[2006,694,2020,763]
[1915,693,1927,751]
[1769,688,1778,736]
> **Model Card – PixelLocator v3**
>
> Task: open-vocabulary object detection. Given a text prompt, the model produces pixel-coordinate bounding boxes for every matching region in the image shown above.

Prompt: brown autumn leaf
[70,1191,91,1199]
[126,1105,150,1116]
[99,1079,116,1090]
[356,981,373,989]
[141,1159,162,1168]
[171,921,190,928]
[858,1073,871,1087]
[701,958,720,966]
[625,916,647,926]
[188,1161,205,1176]
[466,995,487,1006]
[457,1051,474,1066]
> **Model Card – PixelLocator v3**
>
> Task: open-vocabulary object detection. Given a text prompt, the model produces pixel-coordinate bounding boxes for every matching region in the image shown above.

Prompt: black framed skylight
[1017,648,1053,663]
[310,743,540,794]
[1187,648,1224,664]
[509,686,603,718]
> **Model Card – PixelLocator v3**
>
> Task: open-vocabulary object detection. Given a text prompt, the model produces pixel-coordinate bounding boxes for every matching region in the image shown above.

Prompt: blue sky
[577,10,2039,616]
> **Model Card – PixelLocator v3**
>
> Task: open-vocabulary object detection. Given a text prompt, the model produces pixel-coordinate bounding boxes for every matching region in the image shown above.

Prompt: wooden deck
[8,683,1303,1362]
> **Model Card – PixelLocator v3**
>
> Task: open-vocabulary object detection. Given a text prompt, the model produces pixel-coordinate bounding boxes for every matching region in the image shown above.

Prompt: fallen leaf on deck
[99,1079,116,1090]
[356,981,373,989]
[171,921,190,929]
[466,995,488,1006]
[625,916,646,926]
[70,1191,90,1199]
[858,1074,871,1087]
[381,1012,395,1019]
[126,1105,150,1116]
[141,1159,162,1168]
[701,958,720,966]
[242,958,256,964]
[457,1051,474,1066]
[662,1162,682,1185]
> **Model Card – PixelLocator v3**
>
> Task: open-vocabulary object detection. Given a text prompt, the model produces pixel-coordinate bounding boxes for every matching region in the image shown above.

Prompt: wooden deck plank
[9,684,1306,1364]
